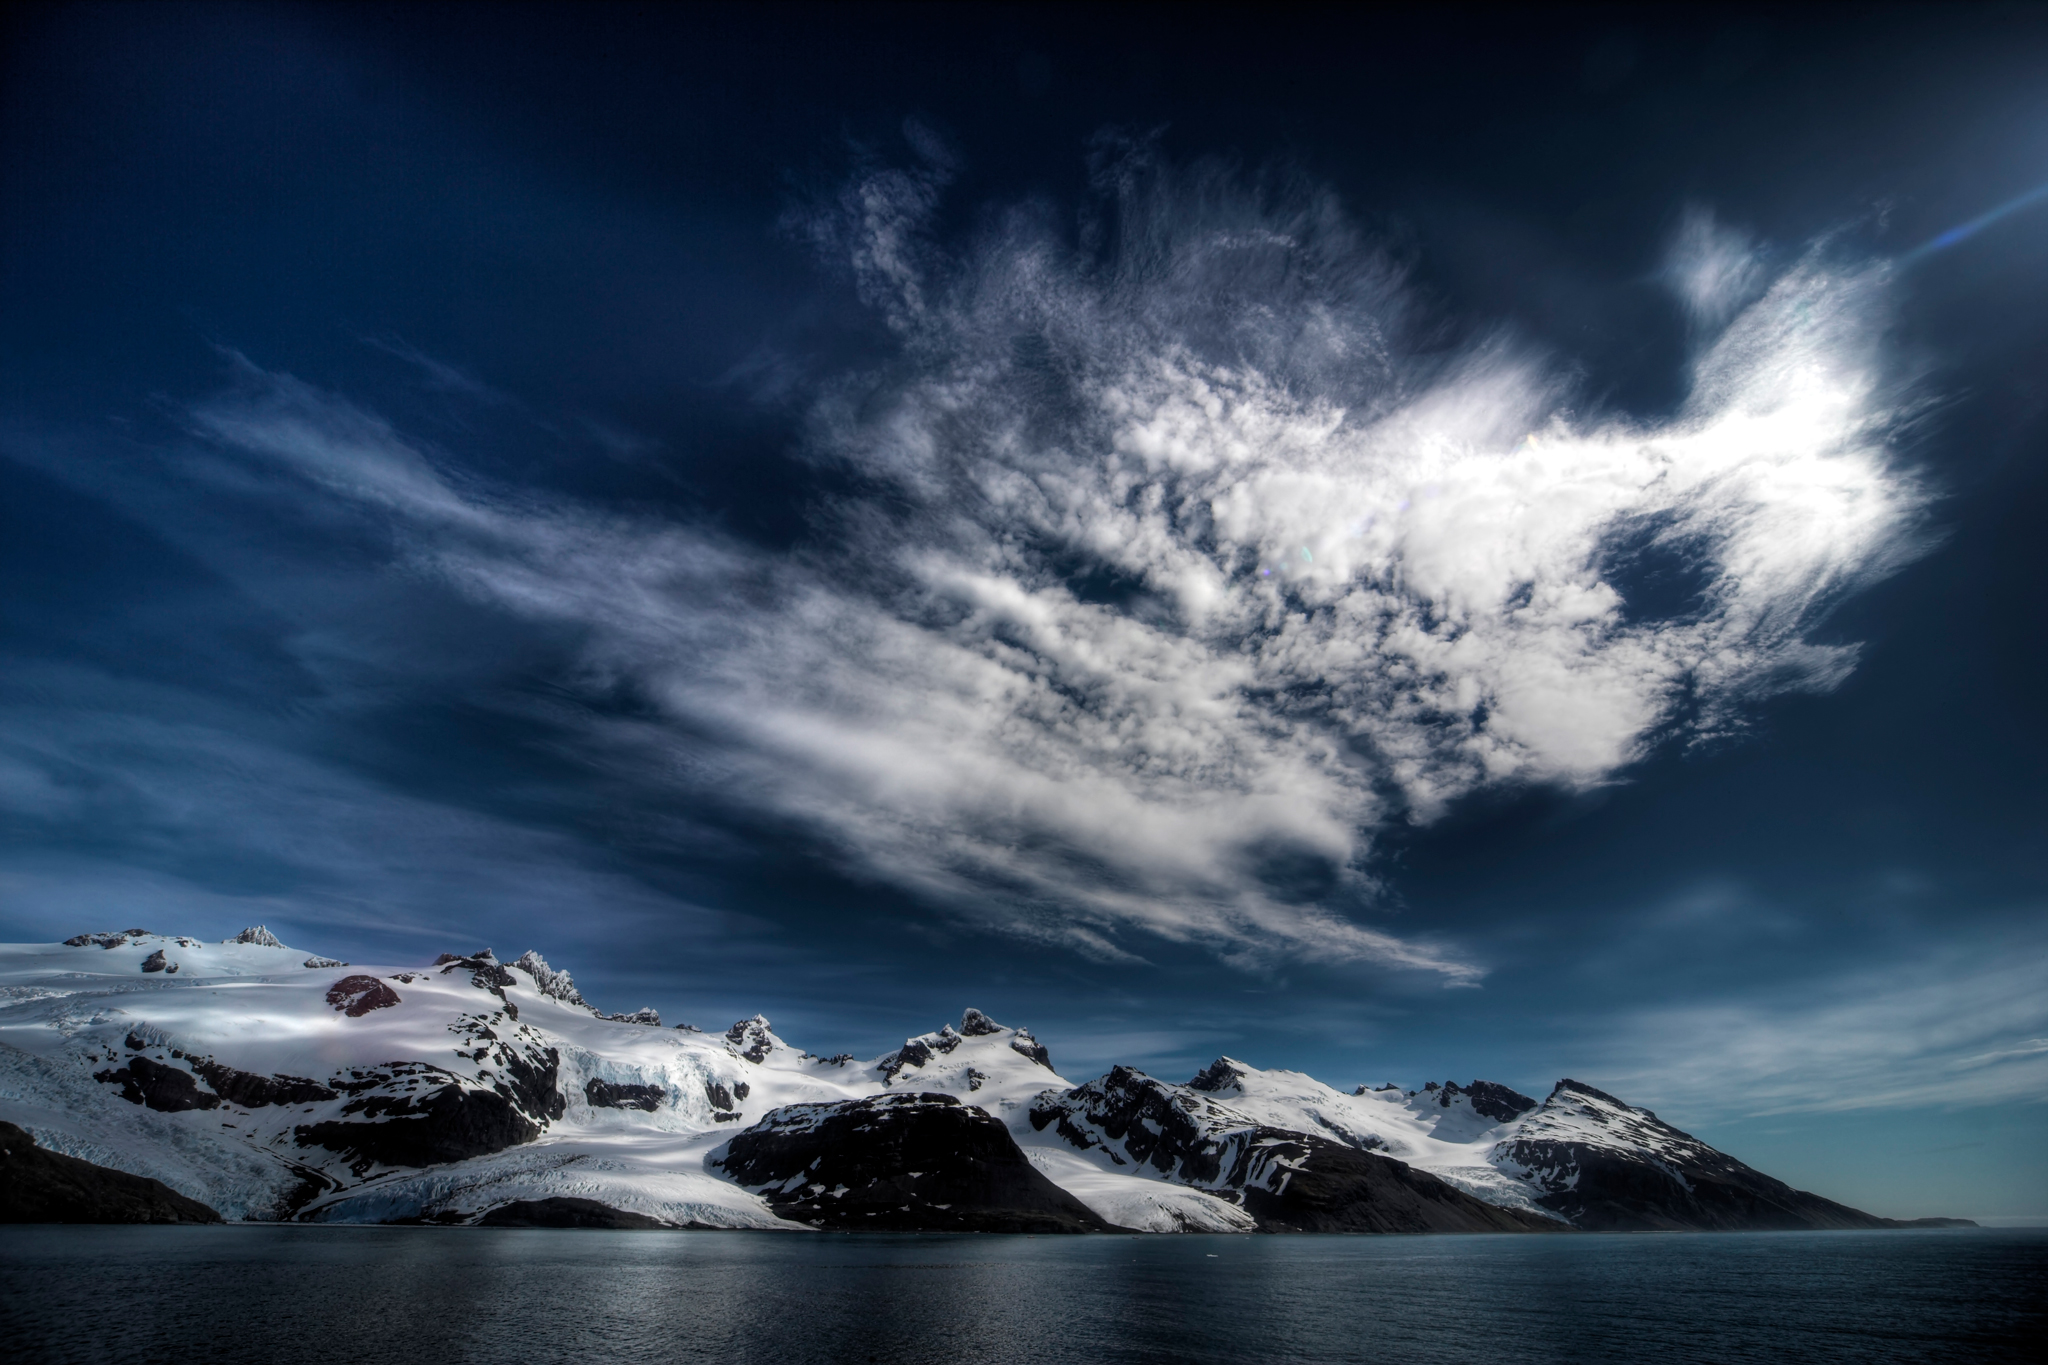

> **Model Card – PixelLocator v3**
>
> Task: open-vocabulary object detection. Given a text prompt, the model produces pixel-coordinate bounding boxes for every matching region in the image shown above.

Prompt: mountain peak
[958,1008,1004,1036]
[1187,1058,1249,1093]
[223,926,286,949]
[725,1015,778,1063]
[512,950,587,1008]
[1549,1078,1629,1107]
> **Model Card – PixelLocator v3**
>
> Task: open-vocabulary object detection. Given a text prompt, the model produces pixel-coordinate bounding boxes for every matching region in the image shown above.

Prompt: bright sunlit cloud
[184,157,1930,979]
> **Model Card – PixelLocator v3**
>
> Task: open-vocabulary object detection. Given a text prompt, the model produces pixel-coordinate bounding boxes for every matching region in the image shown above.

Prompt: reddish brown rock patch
[326,974,401,1017]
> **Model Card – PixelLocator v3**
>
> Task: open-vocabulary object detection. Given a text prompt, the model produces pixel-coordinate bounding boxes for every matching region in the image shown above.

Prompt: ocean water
[1,1226,2041,1363]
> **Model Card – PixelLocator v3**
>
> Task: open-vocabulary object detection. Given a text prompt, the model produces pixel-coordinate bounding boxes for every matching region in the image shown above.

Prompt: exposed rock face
[1495,1080,1904,1232]
[438,953,517,995]
[326,975,401,1017]
[64,929,155,949]
[1238,1142,1560,1234]
[879,1012,1054,1082]
[94,1056,221,1112]
[293,1005,563,1173]
[188,1058,337,1108]
[1456,1081,1539,1124]
[140,949,170,973]
[586,1078,665,1112]
[1008,1032,1053,1070]
[716,1093,1110,1233]
[224,926,286,948]
[92,1035,338,1113]
[0,1121,222,1224]
[1186,1058,1248,1092]
[725,1015,777,1064]
[958,1008,1004,1036]
[303,956,346,969]
[879,1026,960,1080]
[512,950,587,1007]
[1034,1067,1558,1234]
[702,1078,750,1114]
[296,1075,539,1172]
[601,1007,662,1026]
[474,1196,668,1229]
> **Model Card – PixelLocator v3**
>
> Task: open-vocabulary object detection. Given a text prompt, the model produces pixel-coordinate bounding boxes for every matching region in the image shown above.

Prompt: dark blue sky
[3,4,2044,1218]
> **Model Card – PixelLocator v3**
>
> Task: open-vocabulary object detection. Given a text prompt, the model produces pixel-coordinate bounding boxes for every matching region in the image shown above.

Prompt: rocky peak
[958,1008,1004,1036]
[725,1015,777,1064]
[224,926,287,949]
[512,950,588,1008]
[1549,1078,1629,1108]
[1186,1058,1248,1093]
[1463,1080,1539,1124]
[878,1022,960,1081]
[1030,1066,1265,1186]
[1406,1079,1539,1125]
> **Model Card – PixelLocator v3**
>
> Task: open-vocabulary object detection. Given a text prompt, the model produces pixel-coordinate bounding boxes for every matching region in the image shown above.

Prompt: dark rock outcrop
[64,929,154,949]
[497,1045,567,1124]
[1458,1080,1540,1124]
[587,1078,666,1112]
[295,1027,562,1173]
[1009,1033,1053,1069]
[1238,1141,1559,1234]
[715,1092,1110,1233]
[601,1007,662,1026]
[0,1122,222,1224]
[878,1028,958,1080]
[326,975,401,1017]
[1407,1079,1538,1124]
[474,1196,668,1229]
[189,1058,338,1108]
[225,925,287,947]
[1034,1066,1558,1234]
[438,952,517,995]
[725,1015,777,1063]
[94,1057,220,1112]
[1186,1057,1247,1092]
[295,1082,538,1171]
[958,1008,1004,1036]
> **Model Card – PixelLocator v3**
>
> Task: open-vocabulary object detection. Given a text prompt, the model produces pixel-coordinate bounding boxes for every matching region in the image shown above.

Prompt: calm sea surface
[2,1226,2041,1364]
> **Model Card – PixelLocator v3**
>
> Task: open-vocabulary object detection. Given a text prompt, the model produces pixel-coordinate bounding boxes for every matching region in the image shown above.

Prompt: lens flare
[1904,180,2048,263]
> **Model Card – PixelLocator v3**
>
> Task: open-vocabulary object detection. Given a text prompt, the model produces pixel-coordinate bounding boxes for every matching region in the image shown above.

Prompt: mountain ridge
[0,931,1975,1232]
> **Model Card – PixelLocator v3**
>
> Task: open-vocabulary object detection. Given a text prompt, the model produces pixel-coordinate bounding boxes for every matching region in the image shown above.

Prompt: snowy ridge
[0,931,1931,1232]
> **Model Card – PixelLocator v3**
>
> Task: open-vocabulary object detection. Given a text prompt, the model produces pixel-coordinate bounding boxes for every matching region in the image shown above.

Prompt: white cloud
[1666,205,1766,330]
[1587,937,2048,1116]
[184,165,1929,980]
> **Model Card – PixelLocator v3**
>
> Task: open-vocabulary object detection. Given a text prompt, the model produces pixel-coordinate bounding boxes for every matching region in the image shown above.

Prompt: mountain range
[0,929,1972,1232]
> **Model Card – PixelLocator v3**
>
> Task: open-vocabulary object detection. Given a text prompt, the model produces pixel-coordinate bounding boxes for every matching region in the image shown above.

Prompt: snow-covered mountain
[0,931,1970,1231]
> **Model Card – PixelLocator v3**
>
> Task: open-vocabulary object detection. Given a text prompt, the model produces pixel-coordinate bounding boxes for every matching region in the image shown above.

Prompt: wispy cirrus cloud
[180,153,1929,980]
[1586,933,2048,1117]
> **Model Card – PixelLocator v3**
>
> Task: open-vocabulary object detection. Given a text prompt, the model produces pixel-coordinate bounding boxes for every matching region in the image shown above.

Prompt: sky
[2,4,2044,1220]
